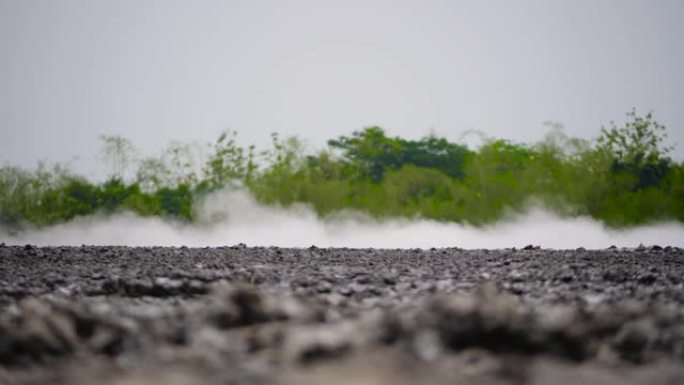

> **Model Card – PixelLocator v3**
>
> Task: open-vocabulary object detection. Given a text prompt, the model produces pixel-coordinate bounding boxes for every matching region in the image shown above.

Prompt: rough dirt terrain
[1,244,684,384]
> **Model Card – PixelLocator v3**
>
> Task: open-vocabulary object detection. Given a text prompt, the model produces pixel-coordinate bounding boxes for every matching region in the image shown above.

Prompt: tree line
[1,109,682,231]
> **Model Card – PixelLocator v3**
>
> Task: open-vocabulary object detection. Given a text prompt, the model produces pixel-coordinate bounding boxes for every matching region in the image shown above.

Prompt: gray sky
[2,0,683,176]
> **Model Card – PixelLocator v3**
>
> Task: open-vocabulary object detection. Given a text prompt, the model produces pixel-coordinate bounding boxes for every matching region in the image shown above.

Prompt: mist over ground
[2,189,682,249]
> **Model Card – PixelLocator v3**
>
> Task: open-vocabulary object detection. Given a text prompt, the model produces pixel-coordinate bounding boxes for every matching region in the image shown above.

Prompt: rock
[613,320,657,363]
[426,283,534,353]
[507,270,525,282]
[637,274,657,286]
[0,298,79,365]
[284,323,353,364]
[207,284,273,328]
[206,283,321,329]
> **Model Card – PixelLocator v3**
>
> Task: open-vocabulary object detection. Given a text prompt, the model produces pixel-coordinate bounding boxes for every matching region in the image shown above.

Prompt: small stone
[507,270,524,282]
[284,324,352,364]
[637,274,657,286]
[613,319,657,362]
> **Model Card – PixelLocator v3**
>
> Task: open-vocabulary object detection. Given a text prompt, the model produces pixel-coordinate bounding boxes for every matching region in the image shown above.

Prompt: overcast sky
[1,0,683,176]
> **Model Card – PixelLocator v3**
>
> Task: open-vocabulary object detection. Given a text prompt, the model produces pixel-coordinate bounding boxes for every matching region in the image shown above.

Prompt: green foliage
[1,110,682,231]
[99,135,137,180]
[249,134,308,205]
[328,127,471,182]
[155,184,194,221]
[597,109,673,191]
[203,131,255,189]
[381,165,460,220]
[136,141,200,191]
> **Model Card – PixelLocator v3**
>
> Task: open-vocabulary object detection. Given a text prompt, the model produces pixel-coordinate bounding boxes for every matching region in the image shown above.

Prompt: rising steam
[1,188,683,249]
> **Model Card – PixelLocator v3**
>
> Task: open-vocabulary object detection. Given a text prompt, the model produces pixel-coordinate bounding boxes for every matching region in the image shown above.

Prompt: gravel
[1,244,684,384]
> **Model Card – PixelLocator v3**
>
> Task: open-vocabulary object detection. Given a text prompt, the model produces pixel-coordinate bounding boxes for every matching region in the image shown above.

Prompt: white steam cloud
[2,189,683,249]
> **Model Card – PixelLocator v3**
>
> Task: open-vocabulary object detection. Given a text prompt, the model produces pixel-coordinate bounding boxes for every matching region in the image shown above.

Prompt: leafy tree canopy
[328,127,472,182]
[597,109,673,190]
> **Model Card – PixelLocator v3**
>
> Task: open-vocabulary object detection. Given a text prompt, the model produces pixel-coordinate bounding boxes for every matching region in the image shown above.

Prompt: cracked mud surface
[1,244,684,384]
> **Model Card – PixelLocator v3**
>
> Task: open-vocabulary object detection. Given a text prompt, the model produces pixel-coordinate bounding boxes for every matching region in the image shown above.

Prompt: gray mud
[1,244,684,384]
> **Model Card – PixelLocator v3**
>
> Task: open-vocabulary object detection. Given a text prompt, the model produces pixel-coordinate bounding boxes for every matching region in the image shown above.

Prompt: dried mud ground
[1,244,684,385]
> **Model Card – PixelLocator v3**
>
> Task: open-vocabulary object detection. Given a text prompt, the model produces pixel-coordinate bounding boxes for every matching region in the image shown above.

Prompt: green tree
[597,109,673,190]
[99,135,137,180]
[328,127,471,182]
[249,134,307,205]
[203,131,255,189]
[155,184,194,220]
[137,141,202,191]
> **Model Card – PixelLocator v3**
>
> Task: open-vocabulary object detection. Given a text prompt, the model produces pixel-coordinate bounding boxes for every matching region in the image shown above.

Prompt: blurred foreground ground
[1,245,684,384]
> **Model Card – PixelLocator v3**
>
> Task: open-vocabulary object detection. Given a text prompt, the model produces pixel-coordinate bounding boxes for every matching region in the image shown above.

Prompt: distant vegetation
[1,109,682,231]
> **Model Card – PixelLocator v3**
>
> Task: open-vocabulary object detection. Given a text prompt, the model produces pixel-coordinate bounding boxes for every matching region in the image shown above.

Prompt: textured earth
[1,244,684,385]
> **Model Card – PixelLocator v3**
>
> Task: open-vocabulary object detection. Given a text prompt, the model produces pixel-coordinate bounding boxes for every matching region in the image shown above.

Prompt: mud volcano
[1,244,684,384]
